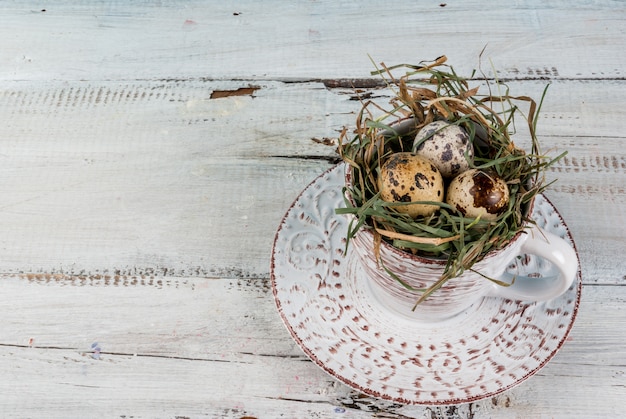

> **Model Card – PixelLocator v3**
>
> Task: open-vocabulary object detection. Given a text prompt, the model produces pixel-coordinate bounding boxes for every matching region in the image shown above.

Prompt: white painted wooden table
[1,1,624,418]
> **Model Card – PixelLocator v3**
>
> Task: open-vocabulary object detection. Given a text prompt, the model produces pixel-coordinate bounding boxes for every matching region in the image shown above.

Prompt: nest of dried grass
[336,55,565,305]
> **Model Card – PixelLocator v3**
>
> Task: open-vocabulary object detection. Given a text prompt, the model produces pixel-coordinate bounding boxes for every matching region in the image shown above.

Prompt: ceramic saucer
[270,164,581,405]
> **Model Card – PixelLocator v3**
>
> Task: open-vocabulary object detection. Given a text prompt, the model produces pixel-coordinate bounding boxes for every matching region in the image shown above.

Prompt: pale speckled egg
[379,152,444,218]
[412,120,474,178]
[446,169,509,220]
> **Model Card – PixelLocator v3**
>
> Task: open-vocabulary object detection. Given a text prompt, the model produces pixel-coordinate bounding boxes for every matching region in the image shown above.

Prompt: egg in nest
[446,169,509,220]
[412,120,474,178]
[379,152,444,218]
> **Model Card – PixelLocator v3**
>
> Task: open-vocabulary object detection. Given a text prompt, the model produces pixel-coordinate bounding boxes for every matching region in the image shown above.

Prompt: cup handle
[488,224,578,301]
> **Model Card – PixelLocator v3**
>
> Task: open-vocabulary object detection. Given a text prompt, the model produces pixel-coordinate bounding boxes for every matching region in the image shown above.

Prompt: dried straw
[336,55,566,307]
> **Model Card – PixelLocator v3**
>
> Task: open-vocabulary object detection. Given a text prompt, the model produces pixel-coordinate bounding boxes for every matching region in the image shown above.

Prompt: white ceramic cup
[343,118,578,321]
[350,220,578,321]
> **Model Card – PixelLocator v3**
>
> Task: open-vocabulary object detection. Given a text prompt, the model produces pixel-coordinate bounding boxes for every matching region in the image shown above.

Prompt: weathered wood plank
[0,1,624,81]
[0,79,623,283]
[0,277,623,418]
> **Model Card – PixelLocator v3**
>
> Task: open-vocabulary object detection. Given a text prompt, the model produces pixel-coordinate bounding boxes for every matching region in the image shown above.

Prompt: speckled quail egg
[446,169,509,221]
[379,152,444,218]
[412,120,474,178]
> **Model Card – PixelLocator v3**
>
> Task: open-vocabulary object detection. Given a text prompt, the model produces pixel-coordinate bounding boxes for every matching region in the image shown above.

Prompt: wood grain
[1,1,624,81]
[0,277,623,418]
[0,1,624,417]
[0,80,623,283]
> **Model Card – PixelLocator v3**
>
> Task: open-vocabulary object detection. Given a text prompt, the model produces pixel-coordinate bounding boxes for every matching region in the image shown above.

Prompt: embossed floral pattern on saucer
[271,164,581,405]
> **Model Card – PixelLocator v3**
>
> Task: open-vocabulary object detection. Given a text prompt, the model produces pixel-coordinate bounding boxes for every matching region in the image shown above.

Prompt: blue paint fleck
[91,342,102,359]
[334,407,346,414]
